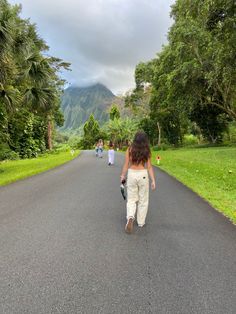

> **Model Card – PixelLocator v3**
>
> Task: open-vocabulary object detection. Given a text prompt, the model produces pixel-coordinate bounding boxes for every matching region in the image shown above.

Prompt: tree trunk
[157,122,161,146]
[47,118,53,150]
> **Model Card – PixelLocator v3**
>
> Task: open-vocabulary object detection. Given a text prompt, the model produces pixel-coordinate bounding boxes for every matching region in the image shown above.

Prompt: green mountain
[61,83,115,130]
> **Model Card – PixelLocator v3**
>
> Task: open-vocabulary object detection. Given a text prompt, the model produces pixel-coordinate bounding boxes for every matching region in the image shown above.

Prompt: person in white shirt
[108,141,115,165]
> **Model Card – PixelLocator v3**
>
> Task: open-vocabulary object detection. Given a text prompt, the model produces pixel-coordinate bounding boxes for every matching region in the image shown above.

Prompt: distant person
[95,142,99,157]
[108,141,115,165]
[120,131,156,234]
[98,139,104,158]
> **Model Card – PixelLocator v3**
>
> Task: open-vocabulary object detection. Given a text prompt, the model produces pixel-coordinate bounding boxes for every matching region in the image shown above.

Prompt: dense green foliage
[126,0,236,146]
[78,114,106,149]
[78,104,139,149]
[109,104,120,120]
[152,147,236,224]
[105,116,139,148]
[81,114,101,149]
[0,0,70,160]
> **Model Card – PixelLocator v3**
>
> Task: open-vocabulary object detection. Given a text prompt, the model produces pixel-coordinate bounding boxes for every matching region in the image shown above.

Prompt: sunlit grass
[0,150,80,186]
[152,147,236,224]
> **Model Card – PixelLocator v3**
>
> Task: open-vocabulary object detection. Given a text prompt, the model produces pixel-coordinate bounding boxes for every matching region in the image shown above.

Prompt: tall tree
[81,114,101,149]
[129,0,236,145]
[169,0,236,120]
[0,0,70,157]
[106,117,139,148]
[109,104,120,120]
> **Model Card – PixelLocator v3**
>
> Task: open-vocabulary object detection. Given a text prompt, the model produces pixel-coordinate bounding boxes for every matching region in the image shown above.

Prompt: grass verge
[152,147,236,224]
[0,150,80,186]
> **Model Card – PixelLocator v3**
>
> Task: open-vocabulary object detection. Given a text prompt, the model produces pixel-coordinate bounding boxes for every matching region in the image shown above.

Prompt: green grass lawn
[152,147,236,224]
[0,150,80,186]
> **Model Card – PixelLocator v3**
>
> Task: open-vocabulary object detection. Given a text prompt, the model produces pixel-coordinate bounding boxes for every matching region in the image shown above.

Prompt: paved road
[0,151,235,314]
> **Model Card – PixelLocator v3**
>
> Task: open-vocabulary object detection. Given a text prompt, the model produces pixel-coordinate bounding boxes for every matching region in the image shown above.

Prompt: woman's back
[129,151,147,170]
[128,139,150,170]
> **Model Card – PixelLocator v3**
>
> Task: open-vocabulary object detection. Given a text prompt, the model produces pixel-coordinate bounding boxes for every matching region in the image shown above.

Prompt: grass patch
[152,147,236,224]
[0,149,80,186]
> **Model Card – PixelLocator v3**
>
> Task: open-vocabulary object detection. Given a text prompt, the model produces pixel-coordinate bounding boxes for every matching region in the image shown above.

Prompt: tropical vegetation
[77,0,236,150]
[0,0,70,160]
[78,105,139,149]
[125,0,236,146]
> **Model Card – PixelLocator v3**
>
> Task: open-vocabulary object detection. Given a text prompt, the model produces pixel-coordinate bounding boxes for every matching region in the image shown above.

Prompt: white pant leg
[136,170,149,226]
[126,170,139,220]
[98,147,103,157]
[108,150,114,164]
[110,150,114,164]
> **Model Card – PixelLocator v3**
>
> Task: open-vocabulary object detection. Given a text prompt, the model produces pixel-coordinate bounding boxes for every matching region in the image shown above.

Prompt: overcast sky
[10,0,175,94]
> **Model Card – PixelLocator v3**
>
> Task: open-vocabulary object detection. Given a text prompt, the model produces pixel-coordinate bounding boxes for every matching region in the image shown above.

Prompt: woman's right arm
[120,149,129,182]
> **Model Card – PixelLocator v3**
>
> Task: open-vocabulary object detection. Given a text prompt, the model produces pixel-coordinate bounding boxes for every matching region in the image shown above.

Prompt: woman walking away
[108,141,115,165]
[120,131,156,234]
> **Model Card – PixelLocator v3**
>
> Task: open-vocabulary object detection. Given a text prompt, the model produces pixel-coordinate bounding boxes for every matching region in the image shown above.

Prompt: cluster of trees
[4,0,234,158]
[0,0,70,159]
[79,105,139,149]
[106,105,139,148]
[126,0,236,146]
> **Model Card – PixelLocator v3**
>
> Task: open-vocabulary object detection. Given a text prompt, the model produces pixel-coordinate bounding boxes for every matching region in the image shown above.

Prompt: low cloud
[10,0,175,93]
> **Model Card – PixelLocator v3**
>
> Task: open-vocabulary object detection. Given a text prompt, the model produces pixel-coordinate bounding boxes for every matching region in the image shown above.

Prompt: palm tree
[0,0,70,154]
[0,1,14,82]
[121,118,139,143]
[24,84,59,149]
[0,83,21,111]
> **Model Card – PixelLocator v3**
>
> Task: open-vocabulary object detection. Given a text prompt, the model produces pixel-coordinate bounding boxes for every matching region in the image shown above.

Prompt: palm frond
[0,83,21,112]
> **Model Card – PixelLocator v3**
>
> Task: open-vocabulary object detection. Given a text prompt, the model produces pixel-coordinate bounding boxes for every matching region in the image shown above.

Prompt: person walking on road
[98,139,104,158]
[95,141,99,157]
[108,141,115,165]
[120,131,156,234]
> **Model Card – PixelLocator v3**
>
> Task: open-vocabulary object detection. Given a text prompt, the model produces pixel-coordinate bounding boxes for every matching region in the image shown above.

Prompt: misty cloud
[10,0,175,93]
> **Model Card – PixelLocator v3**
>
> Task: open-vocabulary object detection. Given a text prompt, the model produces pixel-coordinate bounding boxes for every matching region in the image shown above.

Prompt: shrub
[152,145,159,151]
[0,144,20,160]
[183,134,199,146]
[152,143,169,151]
[68,136,81,149]
[159,143,168,151]
[223,123,236,144]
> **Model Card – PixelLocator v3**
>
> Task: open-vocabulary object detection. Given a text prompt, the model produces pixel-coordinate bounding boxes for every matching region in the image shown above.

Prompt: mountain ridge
[61,83,115,130]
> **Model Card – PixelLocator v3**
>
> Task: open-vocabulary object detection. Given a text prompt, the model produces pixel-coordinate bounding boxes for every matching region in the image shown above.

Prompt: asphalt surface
[0,150,235,314]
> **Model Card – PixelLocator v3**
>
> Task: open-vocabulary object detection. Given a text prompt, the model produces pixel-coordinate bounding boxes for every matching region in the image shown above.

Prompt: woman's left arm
[147,158,156,190]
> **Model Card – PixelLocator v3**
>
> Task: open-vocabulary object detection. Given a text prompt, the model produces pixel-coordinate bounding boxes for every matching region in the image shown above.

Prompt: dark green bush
[152,145,159,151]
[183,134,199,146]
[0,144,20,160]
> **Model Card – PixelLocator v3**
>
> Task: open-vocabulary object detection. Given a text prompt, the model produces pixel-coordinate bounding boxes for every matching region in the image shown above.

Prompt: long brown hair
[129,131,151,165]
